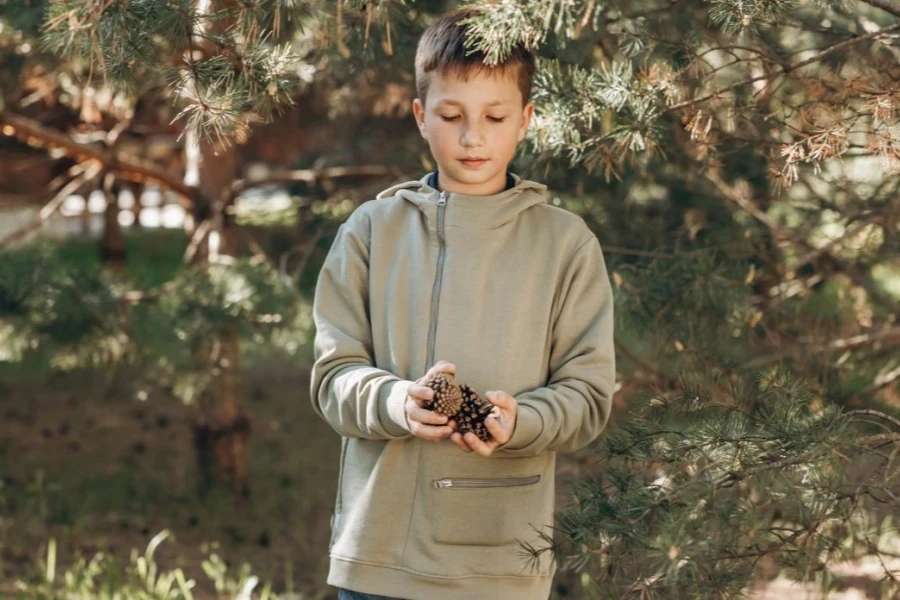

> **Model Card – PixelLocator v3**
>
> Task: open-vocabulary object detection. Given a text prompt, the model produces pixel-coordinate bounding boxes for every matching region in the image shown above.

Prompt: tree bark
[131,181,144,229]
[187,131,250,499]
[100,173,127,268]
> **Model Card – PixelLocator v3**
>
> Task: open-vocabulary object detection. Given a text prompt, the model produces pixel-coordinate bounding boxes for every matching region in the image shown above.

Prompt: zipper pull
[433,478,453,489]
[437,191,447,206]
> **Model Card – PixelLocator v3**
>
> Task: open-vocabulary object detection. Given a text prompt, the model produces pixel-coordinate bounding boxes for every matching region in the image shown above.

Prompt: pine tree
[0,0,409,496]
[455,1,900,596]
[1,0,899,596]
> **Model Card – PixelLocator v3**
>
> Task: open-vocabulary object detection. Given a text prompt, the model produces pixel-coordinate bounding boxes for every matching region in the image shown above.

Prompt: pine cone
[421,372,494,443]
[457,384,494,443]
[421,371,463,417]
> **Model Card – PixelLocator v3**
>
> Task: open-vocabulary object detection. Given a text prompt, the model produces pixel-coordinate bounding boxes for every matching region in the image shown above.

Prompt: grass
[53,229,188,288]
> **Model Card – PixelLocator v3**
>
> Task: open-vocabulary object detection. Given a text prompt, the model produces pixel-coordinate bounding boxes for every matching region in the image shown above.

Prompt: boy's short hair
[415,7,536,106]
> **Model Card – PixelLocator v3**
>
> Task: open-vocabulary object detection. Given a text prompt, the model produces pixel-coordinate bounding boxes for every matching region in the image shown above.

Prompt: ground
[0,356,338,598]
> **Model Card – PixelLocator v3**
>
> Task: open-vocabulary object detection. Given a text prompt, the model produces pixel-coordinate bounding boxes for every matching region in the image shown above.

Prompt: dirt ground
[0,357,896,599]
[0,355,340,597]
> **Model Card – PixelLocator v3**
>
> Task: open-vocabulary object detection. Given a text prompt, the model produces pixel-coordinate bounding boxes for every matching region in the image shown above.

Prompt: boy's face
[412,69,533,196]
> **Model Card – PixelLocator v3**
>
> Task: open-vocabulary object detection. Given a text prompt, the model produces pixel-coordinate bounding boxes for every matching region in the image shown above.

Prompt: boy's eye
[438,115,506,123]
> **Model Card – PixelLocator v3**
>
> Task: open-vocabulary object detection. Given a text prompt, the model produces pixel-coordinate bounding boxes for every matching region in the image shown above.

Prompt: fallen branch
[0,161,103,249]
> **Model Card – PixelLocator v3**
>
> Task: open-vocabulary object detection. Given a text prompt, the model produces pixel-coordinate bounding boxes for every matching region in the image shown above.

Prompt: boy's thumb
[429,360,456,375]
[486,391,513,408]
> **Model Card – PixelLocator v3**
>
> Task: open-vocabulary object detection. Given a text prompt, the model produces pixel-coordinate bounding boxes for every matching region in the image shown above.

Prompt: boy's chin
[438,163,507,185]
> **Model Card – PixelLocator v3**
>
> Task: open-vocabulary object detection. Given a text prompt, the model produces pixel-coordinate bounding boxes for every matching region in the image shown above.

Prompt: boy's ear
[518,102,534,142]
[412,98,428,140]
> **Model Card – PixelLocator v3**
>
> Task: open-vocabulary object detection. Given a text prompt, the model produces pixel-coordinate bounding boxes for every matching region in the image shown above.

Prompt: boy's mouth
[458,158,488,168]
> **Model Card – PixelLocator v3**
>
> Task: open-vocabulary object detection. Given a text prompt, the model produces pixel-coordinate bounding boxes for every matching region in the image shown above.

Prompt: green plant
[13,530,287,600]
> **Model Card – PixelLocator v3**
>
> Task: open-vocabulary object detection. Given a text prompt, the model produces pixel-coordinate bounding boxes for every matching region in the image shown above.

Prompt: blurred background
[1,1,899,598]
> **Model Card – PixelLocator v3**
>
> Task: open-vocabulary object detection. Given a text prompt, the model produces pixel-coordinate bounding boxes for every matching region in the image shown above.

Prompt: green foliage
[529,57,666,175]
[536,368,900,599]
[0,241,311,403]
[460,1,548,63]
[28,0,313,142]
[12,531,288,600]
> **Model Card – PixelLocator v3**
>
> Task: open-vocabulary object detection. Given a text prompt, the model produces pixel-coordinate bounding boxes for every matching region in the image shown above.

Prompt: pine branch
[0,110,196,206]
[229,165,395,199]
[859,0,900,19]
[857,365,900,398]
[744,327,900,369]
[606,0,685,24]
[183,219,213,265]
[666,23,900,112]
[615,340,672,384]
[0,162,102,249]
[704,170,900,320]
[548,371,900,596]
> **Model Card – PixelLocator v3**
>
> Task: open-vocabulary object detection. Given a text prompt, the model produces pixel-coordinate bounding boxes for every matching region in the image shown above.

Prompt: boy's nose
[460,124,486,147]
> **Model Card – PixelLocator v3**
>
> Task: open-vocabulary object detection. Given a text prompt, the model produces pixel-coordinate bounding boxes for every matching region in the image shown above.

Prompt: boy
[309,7,615,600]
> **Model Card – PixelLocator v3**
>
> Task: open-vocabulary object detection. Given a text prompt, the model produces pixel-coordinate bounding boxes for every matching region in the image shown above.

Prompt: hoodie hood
[376,172,548,230]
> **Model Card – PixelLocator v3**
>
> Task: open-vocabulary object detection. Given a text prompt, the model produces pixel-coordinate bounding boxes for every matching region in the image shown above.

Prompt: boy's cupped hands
[404,360,517,457]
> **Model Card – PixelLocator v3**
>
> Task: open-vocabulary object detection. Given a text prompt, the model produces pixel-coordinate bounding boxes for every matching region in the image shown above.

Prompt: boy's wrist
[502,402,542,450]
[379,379,414,437]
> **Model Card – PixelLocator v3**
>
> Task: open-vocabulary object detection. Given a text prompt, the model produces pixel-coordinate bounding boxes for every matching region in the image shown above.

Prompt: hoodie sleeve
[309,212,413,440]
[499,235,616,456]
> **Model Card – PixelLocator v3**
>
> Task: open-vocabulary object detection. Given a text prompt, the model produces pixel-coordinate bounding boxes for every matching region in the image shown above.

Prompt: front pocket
[430,474,544,547]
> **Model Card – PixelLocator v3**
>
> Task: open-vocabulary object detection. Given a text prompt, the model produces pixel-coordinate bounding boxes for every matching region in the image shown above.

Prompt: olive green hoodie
[309,172,615,599]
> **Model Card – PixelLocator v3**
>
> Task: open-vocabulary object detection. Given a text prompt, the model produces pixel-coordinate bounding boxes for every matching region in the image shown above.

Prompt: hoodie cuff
[502,403,543,451]
[379,379,413,437]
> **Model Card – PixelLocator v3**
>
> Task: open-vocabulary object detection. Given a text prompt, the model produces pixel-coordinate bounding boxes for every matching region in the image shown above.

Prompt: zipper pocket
[433,474,541,489]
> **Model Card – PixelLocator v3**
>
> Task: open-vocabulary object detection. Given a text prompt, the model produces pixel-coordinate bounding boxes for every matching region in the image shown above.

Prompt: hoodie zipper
[433,474,541,489]
[426,190,448,368]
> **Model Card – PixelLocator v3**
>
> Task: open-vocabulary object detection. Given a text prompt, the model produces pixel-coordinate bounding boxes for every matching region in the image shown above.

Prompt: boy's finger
[450,432,472,453]
[407,404,449,426]
[486,391,514,409]
[407,384,434,404]
[409,383,434,398]
[484,416,509,444]
[464,432,494,457]
[411,423,453,442]
[426,361,456,378]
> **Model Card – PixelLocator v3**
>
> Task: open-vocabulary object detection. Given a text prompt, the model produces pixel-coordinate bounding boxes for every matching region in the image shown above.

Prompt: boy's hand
[405,361,457,442]
[450,390,517,457]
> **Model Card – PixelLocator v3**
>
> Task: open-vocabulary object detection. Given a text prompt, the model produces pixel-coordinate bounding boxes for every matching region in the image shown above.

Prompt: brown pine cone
[421,371,463,417]
[457,384,494,442]
[421,373,494,443]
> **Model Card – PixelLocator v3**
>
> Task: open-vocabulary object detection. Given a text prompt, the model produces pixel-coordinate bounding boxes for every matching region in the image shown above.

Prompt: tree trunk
[187,132,250,499]
[131,181,144,229]
[100,173,127,268]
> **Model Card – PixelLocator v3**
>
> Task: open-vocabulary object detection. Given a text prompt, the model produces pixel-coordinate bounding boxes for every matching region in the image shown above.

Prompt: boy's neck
[428,170,516,196]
